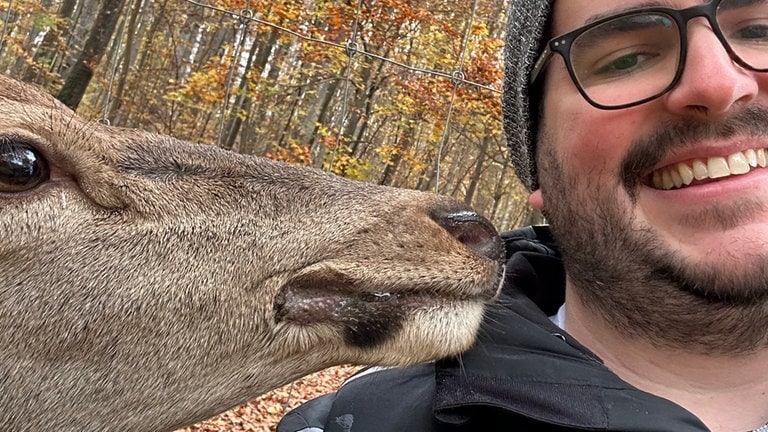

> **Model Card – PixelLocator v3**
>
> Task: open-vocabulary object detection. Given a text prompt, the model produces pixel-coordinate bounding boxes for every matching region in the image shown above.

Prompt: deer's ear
[529,189,544,210]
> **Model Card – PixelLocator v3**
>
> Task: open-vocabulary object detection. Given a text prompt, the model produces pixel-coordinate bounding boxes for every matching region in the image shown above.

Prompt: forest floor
[176,365,360,432]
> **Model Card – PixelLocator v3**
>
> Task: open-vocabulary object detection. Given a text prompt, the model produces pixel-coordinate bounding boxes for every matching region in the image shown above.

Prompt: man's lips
[649,147,768,190]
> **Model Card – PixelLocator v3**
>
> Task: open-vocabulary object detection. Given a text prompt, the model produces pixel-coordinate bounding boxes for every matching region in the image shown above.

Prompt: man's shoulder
[277,364,438,432]
[500,224,558,256]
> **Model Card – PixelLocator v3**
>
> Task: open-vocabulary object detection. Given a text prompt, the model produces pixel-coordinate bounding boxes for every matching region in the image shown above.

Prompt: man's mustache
[620,106,768,199]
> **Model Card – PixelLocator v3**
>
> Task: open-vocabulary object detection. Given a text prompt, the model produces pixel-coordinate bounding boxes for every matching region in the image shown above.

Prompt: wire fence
[0,0,535,227]
[184,0,505,194]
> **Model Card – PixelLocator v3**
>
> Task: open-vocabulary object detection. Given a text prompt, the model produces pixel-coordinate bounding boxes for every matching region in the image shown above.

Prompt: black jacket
[277,226,709,432]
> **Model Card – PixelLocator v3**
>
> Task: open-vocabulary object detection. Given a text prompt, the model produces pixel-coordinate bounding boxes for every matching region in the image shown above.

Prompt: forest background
[2,0,541,228]
[1,0,540,429]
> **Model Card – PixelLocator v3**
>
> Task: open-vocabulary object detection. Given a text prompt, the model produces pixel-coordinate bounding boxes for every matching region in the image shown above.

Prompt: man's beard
[537,107,768,355]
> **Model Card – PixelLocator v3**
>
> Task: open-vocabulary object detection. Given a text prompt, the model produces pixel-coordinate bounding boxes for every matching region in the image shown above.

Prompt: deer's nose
[430,209,504,263]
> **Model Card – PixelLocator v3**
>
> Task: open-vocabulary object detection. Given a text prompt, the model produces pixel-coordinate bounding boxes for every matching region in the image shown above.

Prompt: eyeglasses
[529,0,768,110]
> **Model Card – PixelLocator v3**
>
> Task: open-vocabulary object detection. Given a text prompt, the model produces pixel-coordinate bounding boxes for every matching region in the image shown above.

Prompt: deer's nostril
[431,210,504,262]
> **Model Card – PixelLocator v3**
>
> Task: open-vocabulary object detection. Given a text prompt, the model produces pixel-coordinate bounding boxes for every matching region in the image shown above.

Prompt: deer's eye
[0,139,49,192]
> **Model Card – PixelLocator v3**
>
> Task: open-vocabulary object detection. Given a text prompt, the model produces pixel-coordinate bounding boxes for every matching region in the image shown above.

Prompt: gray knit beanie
[503,0,552,191]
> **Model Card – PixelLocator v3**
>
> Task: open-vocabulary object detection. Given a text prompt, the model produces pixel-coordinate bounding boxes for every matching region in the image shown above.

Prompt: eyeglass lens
[568,0,768,108]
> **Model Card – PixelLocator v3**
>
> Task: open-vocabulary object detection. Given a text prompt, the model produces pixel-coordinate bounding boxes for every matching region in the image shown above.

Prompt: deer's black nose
[431,209,504,263]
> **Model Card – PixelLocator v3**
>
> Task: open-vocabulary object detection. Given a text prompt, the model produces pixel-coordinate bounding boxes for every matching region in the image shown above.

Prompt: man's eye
[0,140,50,193]
[593,52,653,77]
[735,24,768,42]
[605,54,641,71]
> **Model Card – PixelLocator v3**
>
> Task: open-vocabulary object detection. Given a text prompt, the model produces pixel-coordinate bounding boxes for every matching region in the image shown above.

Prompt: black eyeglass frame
[529,0,768,110]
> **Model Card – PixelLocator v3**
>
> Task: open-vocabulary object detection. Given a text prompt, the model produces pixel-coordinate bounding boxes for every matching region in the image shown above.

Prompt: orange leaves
[327,153,374,180]
[265,140,312,166]
[376,142,427,173]
[265,136,374,182]
[364,0,437,28]
[165,57,232,108]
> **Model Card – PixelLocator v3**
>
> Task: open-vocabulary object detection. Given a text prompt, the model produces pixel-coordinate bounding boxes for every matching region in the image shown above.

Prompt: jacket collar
[432,226,708,431]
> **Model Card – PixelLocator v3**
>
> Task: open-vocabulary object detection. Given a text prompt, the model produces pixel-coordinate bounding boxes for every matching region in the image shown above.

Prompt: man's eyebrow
[577,13,673,49]
[719,0,762,10]
[584,1,674,25]
[582,0,760,25]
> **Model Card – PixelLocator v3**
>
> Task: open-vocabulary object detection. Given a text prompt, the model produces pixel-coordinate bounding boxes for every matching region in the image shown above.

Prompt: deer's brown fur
[0,75,504,431]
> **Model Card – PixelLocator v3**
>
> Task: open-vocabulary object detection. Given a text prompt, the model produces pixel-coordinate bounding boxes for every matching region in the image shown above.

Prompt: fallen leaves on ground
[176,365,360,432]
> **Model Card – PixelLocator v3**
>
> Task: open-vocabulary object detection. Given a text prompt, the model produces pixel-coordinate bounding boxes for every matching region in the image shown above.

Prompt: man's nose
[662,20,759,117]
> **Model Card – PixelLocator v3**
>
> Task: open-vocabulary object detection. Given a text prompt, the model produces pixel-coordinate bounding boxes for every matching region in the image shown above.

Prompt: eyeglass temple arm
[529,45,552,85]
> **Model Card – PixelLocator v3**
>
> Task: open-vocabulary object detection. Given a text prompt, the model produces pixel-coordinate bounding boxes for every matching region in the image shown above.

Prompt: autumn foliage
[1,0,536,228]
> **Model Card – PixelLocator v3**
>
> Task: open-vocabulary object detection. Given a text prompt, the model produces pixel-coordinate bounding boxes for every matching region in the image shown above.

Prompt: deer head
[0,74,504,431]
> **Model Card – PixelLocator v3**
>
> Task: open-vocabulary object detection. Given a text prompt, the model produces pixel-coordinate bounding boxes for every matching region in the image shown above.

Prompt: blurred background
[0,0,540,228]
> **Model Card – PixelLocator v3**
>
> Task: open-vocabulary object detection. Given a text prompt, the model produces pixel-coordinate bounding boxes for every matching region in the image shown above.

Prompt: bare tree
[57,0,127,109]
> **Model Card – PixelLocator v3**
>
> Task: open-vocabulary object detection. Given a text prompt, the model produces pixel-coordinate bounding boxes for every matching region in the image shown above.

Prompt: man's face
[533,0,768,352]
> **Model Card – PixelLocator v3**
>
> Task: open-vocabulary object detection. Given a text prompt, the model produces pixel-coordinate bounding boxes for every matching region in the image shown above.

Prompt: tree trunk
[61,0,100,77]
[135,0,168,71]
[223,28,280,150]
[276,89,302,149]
[107,0,143,121]
[57,0,127,109]
[306,78,342,168]
[464,135,491,206]
[347,50,388,157]
[379,119,415,186]
[120,0,168,127]
[0,7,19,59]
[22,0,77,84]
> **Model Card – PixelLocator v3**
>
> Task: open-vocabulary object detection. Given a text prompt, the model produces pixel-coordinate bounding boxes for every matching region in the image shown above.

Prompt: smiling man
[278,1,768,431]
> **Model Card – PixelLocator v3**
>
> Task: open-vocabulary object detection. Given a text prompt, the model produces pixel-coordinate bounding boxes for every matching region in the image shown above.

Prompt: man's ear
[529,189,544,210]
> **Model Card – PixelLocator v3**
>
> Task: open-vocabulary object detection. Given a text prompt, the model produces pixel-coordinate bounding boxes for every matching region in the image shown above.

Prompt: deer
[0,74,505,432]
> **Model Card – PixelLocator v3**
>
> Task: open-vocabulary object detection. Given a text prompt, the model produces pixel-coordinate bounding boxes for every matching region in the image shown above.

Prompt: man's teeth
[652,148,768,190]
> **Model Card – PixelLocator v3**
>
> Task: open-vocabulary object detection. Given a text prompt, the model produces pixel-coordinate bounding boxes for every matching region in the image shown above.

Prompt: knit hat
[502,0,552,191]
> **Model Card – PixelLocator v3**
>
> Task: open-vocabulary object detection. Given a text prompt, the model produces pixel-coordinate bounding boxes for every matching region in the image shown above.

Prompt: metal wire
[435,0,479,194]
[179,0,501,187]
[180,0,501,94]
[328,0,364,172]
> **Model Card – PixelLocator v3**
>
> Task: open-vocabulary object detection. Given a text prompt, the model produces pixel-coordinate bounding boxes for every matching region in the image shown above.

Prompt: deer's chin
[381,300,487,363]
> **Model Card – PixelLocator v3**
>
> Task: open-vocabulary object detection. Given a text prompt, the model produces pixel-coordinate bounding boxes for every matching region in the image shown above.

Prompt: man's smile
[650,147,768,190]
